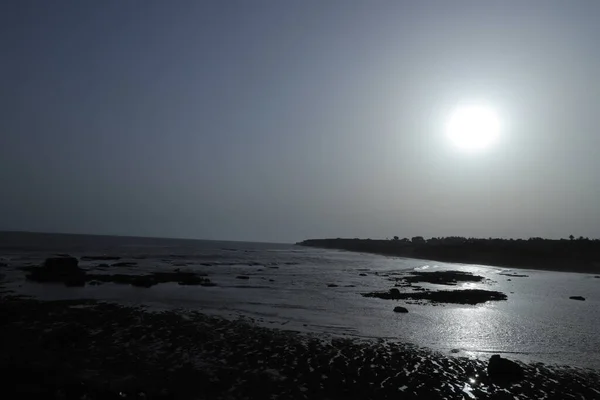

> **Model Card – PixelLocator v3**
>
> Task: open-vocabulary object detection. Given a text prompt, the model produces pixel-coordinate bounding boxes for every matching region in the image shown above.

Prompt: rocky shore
[1,294,599,400]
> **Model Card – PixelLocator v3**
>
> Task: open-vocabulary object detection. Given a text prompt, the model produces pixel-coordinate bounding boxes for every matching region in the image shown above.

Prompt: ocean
[1,231,598,370]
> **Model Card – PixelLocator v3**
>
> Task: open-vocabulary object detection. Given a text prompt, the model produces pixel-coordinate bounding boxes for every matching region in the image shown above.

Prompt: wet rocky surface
[1,294,598,400]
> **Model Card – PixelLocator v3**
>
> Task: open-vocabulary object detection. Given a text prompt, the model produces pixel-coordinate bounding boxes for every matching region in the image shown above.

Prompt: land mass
[297,237,600,273]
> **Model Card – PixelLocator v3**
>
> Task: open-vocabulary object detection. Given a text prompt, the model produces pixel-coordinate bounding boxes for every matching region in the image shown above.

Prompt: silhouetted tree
[393,236,399,240]
[569,235,575,241]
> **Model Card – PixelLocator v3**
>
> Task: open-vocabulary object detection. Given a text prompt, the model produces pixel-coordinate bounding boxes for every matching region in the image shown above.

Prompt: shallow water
[1,232,598,369]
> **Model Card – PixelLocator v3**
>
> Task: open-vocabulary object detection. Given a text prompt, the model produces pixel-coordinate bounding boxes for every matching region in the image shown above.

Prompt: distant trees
[411,236,426,244]
[393,236,399,241]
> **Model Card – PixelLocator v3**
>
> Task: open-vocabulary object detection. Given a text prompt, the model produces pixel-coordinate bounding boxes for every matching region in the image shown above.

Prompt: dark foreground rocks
[569,296,586,301]
[393,306,408,313]
[363,288,507,305]
[487,355,524,382]
[1,295,598,400]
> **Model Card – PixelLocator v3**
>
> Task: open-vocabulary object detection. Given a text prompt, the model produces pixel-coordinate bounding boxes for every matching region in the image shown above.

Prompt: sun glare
[446,104,501,151]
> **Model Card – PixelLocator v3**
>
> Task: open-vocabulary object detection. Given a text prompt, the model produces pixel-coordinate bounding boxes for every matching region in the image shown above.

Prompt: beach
[1,232,599,399]
[2,296,599,399]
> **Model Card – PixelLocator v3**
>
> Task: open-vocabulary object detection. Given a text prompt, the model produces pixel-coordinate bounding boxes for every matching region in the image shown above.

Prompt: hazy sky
[2,1,600,243]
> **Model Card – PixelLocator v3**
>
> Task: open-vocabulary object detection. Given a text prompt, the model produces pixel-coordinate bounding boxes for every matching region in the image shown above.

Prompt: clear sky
[2,1,600,243]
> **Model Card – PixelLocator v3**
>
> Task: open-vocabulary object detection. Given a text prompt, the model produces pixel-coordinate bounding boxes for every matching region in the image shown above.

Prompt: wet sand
[1,294,598,400]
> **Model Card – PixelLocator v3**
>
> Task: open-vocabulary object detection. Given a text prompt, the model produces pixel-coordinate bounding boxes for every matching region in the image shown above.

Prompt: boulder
[27,257,86,287]
[487,355,523,382]
[389,288,400,298]
[359,273,367,276]
[236,275,250,280]
[569,296,585,301]
[327,283,338,287]
[393,306,408,313]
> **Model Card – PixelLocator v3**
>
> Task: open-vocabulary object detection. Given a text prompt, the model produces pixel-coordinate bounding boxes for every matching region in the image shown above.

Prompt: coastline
[2,294,599,399]
[297,238,600,274]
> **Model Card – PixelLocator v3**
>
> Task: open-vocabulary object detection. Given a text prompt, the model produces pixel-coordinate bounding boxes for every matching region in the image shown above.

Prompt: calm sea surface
[1,231,598,370]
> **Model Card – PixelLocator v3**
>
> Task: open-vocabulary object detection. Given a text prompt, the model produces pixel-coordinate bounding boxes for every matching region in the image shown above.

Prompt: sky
[2,1,600,243]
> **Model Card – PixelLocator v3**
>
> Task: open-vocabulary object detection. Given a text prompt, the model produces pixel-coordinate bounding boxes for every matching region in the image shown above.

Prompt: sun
[446,104,501,151]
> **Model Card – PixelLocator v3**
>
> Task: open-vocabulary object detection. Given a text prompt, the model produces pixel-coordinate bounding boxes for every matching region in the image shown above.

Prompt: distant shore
[297,237,600,274]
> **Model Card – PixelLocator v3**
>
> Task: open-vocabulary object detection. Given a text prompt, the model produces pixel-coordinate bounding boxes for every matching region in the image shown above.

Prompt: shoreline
[1,294,599,399]
[297,238,600,274]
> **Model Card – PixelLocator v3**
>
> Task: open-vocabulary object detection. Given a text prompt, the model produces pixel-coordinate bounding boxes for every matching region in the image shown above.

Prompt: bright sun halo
[446,104,500,151]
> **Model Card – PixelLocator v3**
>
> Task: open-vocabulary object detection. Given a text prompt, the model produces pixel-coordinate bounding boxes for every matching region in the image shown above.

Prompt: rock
[327,284,338,287]
[450,349,460,353]
[403,270,485,285]
[0,262,8,267]
[236,275,250,280]
[595,276,600,278]
[363,289,507,305]
[112,262,137,267]
[487,355,523,382]
[359,273,367,276]
[88,280,102,286]
[507,279,511,281]
[393,306,408,313]
[26,257,86,287]
[81,256,121,261]
[569,296,585,301]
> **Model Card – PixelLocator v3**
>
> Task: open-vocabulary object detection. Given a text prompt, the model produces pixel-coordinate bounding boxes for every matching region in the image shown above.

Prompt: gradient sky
[2,1,600,243]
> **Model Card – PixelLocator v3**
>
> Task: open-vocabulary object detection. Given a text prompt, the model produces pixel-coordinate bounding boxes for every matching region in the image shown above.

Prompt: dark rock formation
[112,262,137,267]
[26,257,86,287]
[569,296,585,301]
[236,275,250,280]
[401,270,485,285]
[363,289,507,305]
[487,355,524,382]
[81,256,121,261]
[327,284,339,287]
[359,273,367,276]
[498,273,529,277]
[393,306,408,313]
[86,272,213,288]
